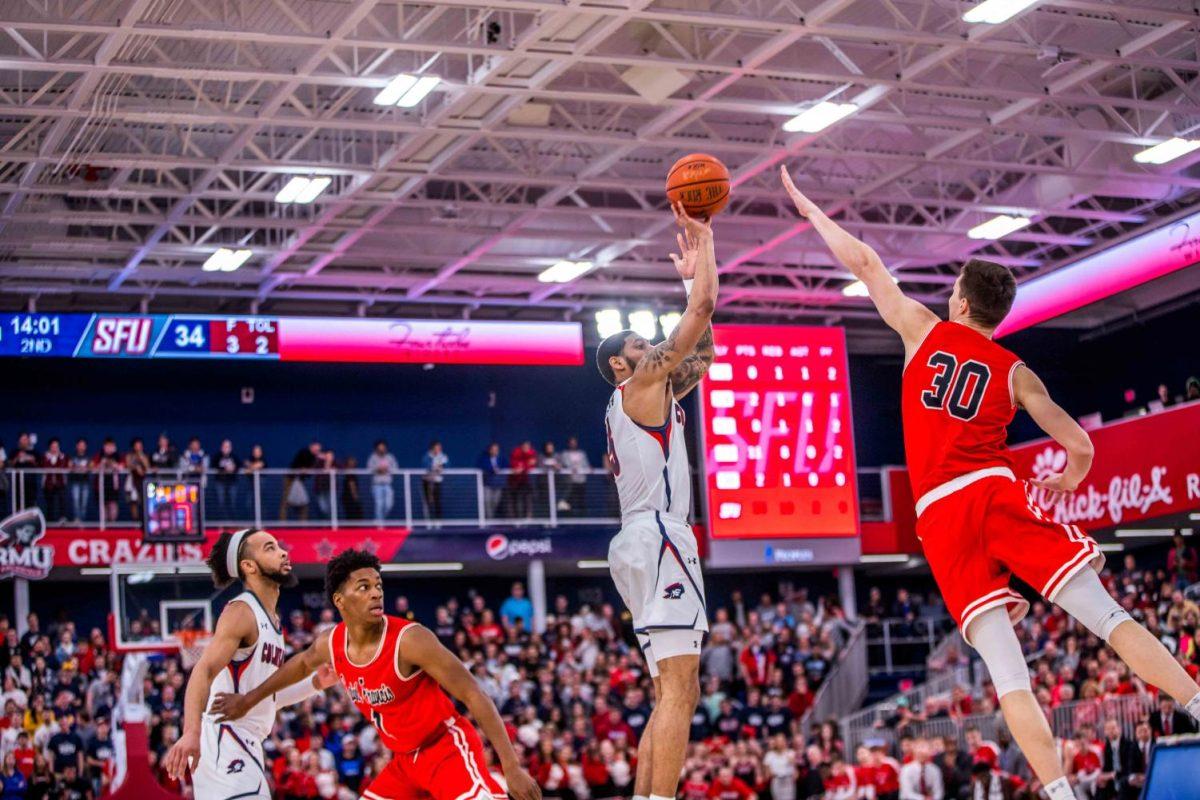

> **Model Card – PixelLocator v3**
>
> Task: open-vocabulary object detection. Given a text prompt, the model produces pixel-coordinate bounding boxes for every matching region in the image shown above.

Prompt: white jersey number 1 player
[595,202,716,800]
[163,528,337,799]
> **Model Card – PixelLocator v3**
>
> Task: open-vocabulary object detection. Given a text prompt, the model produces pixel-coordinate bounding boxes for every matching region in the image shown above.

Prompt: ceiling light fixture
[1133,138,1200,165]
[374,74,440,107]
[659,312,683,337]
[783,102,858,133]
[202,248,253,272]
[628,309,657,340]
[968,214,1032,240]
[962,0,1040,24]
[537,260,593,283]
[595,309,624,339]
[275,176,332,204]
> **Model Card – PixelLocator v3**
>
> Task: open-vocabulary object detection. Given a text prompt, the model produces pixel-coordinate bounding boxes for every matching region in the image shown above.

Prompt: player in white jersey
[595,203,717,800]
[163,528,337,798]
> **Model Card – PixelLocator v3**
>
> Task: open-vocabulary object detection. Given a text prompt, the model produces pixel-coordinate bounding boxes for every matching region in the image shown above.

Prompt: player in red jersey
[781,167,1200,800]
[211,549,539,800]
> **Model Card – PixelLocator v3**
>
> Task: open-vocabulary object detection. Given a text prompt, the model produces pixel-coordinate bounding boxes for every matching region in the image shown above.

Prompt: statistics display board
[0,313,583,365]
[699,325,860,550]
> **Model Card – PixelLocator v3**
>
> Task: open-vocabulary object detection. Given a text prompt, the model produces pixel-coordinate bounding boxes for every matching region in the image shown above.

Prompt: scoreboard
[699,325,860,567]
[0,313,583,365]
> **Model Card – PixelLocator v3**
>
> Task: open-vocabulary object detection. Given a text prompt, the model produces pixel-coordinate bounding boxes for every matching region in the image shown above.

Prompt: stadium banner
[37,524,622,569]
[1010,402,1200,531]
[0,313,584,366]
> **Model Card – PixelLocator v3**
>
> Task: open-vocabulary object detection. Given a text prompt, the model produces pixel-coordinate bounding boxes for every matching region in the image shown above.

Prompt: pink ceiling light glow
[995,209,1200,337]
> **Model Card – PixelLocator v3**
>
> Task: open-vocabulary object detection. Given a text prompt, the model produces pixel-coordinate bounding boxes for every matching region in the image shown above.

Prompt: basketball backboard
[108,564,233,654]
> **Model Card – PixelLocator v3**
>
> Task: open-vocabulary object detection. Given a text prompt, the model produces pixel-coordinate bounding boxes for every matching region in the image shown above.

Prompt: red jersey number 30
[919,351,991,421]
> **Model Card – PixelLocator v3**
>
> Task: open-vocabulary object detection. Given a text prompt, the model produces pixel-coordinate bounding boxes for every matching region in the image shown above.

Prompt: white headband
[226,528,254,579]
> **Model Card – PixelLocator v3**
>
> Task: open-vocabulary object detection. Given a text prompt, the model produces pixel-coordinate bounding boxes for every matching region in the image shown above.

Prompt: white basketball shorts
[192,719,272,800]
[608,510,708,675]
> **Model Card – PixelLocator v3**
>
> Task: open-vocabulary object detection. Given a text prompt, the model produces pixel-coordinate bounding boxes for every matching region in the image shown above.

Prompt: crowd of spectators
[867,545,1200,799]
[0,611,122,800]
[138,582,851,800]
[0,433,600,525]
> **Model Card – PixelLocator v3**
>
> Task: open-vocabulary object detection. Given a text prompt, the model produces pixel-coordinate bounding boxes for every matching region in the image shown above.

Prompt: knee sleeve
[1053,566,1132,642]
[967,605,1032,699]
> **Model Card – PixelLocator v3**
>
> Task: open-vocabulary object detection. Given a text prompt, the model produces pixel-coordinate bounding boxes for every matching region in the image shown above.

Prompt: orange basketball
[665,153,731,218]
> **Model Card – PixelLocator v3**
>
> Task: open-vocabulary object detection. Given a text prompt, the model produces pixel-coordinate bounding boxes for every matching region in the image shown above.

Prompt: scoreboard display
[699,325,860,563]
[143,478,205,543]
[0,313,583,365]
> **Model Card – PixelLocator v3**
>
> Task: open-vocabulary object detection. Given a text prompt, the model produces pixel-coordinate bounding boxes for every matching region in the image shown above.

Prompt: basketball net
[176,629,212,671]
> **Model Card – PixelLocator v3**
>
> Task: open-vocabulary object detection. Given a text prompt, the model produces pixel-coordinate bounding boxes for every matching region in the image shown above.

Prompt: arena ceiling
[1,0,1198,348]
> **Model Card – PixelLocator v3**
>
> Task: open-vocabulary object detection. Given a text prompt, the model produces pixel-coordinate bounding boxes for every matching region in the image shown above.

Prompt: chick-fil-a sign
[1010,403,1200,530]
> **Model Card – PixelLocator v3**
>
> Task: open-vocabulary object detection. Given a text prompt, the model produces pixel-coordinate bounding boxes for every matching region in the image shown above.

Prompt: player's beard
[260,563,298,588]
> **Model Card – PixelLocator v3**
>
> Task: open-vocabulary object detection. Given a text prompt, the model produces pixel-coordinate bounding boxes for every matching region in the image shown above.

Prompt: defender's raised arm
[781,166,937,356]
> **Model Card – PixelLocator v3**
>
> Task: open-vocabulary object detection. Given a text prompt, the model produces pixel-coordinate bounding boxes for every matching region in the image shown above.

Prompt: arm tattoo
[670,325,714,396]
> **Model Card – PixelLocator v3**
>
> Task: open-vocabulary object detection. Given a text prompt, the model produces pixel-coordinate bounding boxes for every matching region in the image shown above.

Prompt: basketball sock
[1043,777,1073,800]
[634,795,649,800]
[1185,691,1200,722]
[650,794,674,800]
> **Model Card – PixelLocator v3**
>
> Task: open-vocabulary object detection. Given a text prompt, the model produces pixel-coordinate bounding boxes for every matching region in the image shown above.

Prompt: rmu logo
[0,509,53,581]
[92,318,153,354]
[261,642,285,667]
[663,582,685,599]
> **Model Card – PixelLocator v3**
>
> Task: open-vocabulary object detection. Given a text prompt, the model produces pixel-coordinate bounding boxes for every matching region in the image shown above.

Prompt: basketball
[665,153,731,218]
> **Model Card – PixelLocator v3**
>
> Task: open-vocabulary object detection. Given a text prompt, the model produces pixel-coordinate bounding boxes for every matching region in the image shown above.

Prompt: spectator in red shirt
[787,674,814,719]
[739,634,775,688]
[822,756,856,800]
[682,769,711,800]
[708,766,756,800]
[471,609,504,643]
[12,730,35,778]
[965,725,1000,769]
[40,438,68,522]
[1069,729,1102,798]
[507,441,538,519]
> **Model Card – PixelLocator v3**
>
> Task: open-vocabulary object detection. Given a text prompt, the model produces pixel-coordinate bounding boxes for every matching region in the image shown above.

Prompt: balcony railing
[5,465,897,531]
[1,467,622,530]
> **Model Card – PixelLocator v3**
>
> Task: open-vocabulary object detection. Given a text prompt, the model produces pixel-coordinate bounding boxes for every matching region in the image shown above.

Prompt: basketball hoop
[176,629,212,670]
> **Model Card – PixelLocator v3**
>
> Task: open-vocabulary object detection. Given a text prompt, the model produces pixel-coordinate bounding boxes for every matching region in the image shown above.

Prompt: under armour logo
[663,583,685,599]
[227,759,245,774]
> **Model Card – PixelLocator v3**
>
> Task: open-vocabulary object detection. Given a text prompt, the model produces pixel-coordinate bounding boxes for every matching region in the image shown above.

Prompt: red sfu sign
[1009,402,1200,530]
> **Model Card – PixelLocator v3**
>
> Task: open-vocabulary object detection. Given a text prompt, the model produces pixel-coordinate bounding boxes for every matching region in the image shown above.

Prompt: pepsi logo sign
[485,534,509,560]
[485,534,552,560]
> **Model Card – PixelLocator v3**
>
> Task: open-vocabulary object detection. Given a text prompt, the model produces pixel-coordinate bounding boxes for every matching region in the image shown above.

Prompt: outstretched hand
[669,202,712,279]
[780,165,819,218]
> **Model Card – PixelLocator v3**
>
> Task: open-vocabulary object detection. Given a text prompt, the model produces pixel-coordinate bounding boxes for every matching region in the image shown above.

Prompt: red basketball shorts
[362,716,505,800]
[915,468,1103,646]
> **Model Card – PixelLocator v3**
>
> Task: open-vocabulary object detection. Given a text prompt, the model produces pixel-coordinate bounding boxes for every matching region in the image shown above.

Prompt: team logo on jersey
[663,582,685,599]
[0,508,53,581]
[345,676,396,706]
[226,759,245,774]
